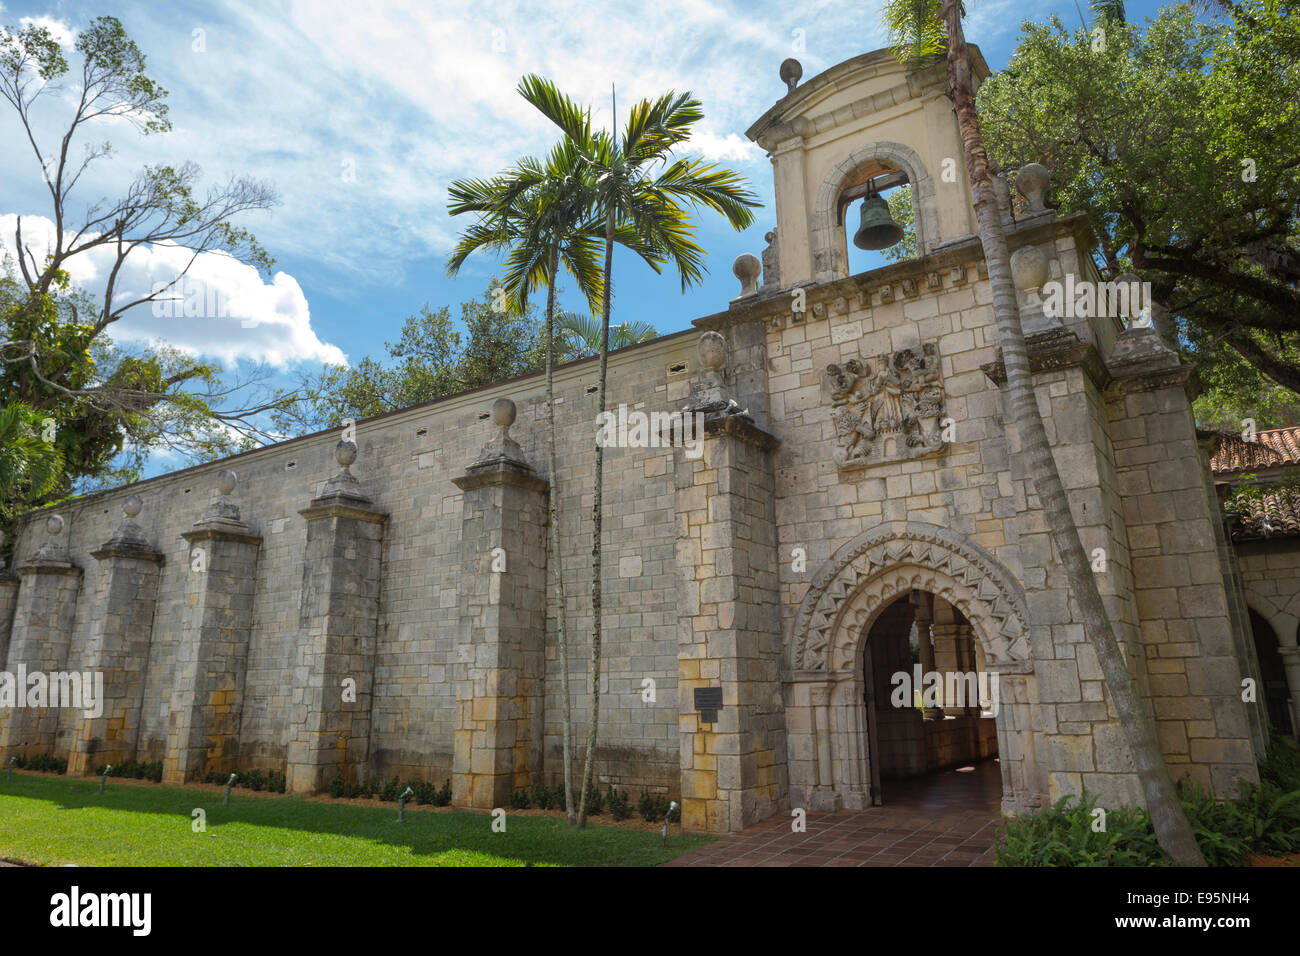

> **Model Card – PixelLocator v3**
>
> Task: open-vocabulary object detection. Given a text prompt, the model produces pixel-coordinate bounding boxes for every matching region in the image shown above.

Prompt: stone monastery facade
[2,48,1295,834]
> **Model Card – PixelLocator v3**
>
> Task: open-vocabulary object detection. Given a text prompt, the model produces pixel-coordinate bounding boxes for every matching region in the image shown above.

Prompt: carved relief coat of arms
[825,342,947,469]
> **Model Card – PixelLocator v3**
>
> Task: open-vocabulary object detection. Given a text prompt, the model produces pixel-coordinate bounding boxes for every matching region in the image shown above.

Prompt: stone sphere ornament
[733,253,761,297]
[698,331,727,372]
[216,469,237,496]
[1015,163,1051,212]
[779,58,803,92]
[335,440,358,469]
[1009,245,1050,292]
[46,513,64,537]
[491,398,517,431]
[123,494,143,519]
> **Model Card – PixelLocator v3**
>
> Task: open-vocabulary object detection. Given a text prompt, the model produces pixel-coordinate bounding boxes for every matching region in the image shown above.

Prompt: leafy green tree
[882,188,918,264]
[977,0,1300,416]
[518,74,759,827]
[0,401,62,530]
[0,15,288,520]
[884,0,1205,864]
[287,284,549,430]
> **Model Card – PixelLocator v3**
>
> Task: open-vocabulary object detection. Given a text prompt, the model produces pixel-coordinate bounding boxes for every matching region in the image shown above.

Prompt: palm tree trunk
[578,207,616,828]
[545,242,576,826]
[940,0,1205,866]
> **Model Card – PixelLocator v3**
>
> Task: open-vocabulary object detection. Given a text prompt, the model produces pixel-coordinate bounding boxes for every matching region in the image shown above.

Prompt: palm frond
[883,0,947,63]
[518,74,594,148]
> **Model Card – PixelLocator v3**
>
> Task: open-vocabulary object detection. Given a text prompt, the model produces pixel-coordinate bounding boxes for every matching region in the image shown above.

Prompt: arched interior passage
[1250,609,1294,736]
[863,591,1000,807]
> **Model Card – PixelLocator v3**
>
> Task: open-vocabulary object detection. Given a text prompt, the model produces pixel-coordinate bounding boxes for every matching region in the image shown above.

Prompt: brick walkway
[663,758,1004,867]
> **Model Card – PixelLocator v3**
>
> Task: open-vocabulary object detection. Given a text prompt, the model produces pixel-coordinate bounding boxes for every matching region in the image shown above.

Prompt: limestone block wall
[1106,332,1260,795]
[2,331,697,797]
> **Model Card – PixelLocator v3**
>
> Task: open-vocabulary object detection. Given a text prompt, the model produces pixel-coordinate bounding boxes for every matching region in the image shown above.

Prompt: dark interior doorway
[1250,609,1294,736]
[863,591,1000,805]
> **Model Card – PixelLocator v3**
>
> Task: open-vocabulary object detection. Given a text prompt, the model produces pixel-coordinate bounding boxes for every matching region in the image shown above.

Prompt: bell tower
[745,48,989,287]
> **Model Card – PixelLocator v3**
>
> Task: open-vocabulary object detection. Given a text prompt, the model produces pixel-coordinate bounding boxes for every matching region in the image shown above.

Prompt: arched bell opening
[838,165,916,276]
[812,142,940,284]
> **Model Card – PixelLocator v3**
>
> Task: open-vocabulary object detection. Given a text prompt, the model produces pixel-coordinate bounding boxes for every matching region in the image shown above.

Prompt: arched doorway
[786,521,1043,816]
[856,590,1005,814]
[1250,609,1295,736]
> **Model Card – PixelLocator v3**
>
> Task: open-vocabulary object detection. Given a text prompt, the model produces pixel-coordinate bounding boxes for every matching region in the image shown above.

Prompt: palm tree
[555,311,659,361]
[518,74,760,826]
[883,0,1205,865]
[447,136,605,826]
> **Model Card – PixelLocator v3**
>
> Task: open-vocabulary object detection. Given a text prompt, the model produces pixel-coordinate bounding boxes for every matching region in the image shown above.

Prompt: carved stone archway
[786,521,1042,816]
[811,141,940,283]
[791,521,1030,673]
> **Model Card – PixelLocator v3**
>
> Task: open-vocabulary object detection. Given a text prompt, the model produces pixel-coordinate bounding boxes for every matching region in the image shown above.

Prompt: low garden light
[397,786,414,823]
[5,756,15,784]
[662,800,679,847]
[223,773,237,806]
[99,765,112,794]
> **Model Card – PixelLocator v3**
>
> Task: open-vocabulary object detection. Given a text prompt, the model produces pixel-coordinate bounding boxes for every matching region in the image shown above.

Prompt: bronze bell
[852,195,904,251]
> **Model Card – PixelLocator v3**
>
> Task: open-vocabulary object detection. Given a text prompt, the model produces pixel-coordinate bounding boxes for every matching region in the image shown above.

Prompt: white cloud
[0,213,347,368]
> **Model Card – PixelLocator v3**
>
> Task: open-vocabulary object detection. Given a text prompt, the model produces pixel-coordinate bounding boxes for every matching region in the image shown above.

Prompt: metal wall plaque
[694,687,723,709]
[694,686,722,724]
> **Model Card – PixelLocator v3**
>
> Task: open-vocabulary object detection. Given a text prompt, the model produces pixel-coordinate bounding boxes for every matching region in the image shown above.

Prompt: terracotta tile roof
[1211,426,1300,475]
[1224,485,1300,540]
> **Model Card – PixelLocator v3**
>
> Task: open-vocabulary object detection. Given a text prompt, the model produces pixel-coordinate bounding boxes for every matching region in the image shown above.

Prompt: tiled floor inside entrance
[663,758,1005,867]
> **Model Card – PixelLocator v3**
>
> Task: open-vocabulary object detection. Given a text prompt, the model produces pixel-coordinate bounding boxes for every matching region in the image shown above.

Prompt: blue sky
[0,0,1175,457]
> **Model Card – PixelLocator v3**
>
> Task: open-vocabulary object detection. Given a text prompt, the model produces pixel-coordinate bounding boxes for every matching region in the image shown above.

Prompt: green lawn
[0,773,712,867]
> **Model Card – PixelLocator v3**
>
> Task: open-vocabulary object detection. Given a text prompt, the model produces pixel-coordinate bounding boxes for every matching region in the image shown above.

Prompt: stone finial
[315,439,372,505]
[491,397,516,437]
[779,58,802,93]
[1010,244,1057,334]
[1010,245,1049,293]
[471,397,528,469]
[31,512,71,564]
[698,331,726,387]
[102,493,151,552]
[688,331,747,418]
[199,469,243,526]
[733,253,761,299]
[1015,163,1051,214]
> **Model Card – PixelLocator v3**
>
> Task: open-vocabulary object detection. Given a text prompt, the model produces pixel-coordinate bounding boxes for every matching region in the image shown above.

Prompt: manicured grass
[0,773,712,867]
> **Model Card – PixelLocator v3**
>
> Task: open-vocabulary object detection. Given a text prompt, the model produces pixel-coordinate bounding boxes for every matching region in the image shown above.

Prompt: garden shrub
[995,792,1165,867]
[413,780,438,805]
[510,788,531,810]
[638,790,677,823]
[1260,733,1300,792]
[607,785,632,820]
[13,753,67,774]
[380,777,402,802]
